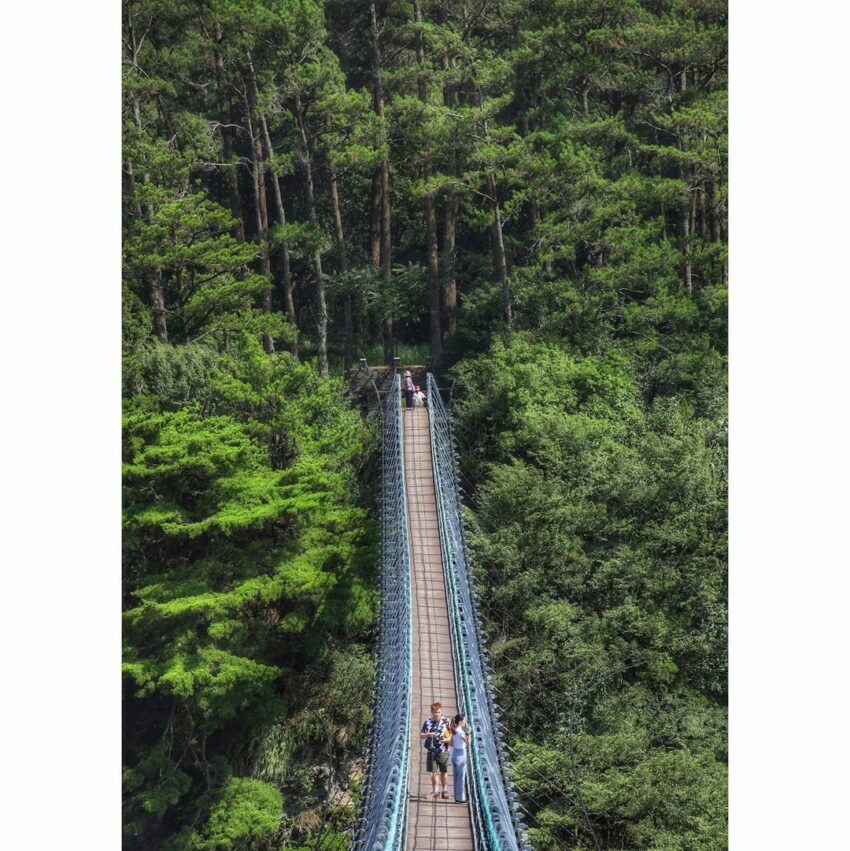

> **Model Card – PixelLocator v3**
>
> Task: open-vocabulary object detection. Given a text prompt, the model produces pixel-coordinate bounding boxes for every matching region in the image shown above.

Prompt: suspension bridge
[346,369,532,851]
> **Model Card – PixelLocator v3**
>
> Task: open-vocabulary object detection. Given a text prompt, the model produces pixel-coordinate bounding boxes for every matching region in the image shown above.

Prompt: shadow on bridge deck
[403,408,474,851]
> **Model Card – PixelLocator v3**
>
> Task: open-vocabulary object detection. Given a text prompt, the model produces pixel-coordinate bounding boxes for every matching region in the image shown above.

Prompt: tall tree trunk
[369,169,382,268]
[442,62,459,336]
[528,195,552,274]
[698,186,708,240]
[475,85,510,328]
[680,179,692,295]
[329,161,353,372]
[690,189,698,243]
[677,126,693,295]
[425,190,441,358]
[681,197,692,294]
[414,1,442,361]
[177,270,191,340]
[443,190,459,334]
[380,165,391,281]
[364,2,381,270]
[413,1,427,102]
[370,0,393,362]
[343,295,354,373]
[245,77,274,354]
[131,97,168,344]
[212,28,244,242]
[329,165,347,272]
[708,181,722,244]
[474,82,510,329]
[672,67,693,293]
[294,92,329,377]
[220,113,245,243]
[525,85,552,275]
[126,157,143,221]
[259,111,298,355]
[689,187,699,288]
[488,172,511,328]
[150,269,169,344]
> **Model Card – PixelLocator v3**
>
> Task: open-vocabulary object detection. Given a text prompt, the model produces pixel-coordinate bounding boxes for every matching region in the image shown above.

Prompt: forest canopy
[123,0,726,847]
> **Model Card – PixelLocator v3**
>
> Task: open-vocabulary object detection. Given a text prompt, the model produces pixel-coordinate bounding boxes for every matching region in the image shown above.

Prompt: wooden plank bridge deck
[403,408,474,851]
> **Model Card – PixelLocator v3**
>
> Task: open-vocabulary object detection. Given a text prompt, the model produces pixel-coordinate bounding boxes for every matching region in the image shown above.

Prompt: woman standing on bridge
[403,370,415,409]
[450,713,470,803]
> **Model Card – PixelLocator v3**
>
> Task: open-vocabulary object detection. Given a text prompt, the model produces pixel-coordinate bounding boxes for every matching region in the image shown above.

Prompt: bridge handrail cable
[426,374,532,851]
[352,373,413,851]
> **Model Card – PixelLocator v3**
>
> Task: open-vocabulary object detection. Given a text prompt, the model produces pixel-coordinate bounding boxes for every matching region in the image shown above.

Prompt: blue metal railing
[348,371,530,851]
[352,373,413,851]
[427,373,532,851]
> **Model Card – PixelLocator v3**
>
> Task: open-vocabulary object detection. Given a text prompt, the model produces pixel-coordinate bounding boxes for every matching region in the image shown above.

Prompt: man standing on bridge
[420,701,451,799]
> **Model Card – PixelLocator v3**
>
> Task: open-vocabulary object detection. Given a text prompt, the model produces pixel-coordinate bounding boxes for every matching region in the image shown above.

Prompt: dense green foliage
[124,0,726,375]
[122,337,377,848]
[124,0,726,846]
[451,342,726,848]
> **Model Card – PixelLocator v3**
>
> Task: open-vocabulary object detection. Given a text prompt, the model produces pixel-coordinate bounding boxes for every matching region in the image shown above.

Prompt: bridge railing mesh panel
[352,373,412,851]
[427,374,533,851]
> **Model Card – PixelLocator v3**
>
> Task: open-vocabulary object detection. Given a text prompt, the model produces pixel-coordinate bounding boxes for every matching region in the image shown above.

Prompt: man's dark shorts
[426,750,449,774]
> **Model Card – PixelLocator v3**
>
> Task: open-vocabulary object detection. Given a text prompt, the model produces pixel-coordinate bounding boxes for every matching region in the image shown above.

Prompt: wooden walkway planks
[403,408,475,851]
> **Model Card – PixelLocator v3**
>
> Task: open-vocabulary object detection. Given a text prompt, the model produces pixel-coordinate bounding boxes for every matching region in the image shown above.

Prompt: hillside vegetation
[123,0,726,847]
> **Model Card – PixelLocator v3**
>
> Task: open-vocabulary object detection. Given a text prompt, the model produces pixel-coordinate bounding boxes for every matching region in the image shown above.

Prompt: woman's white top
[452,729,468,750]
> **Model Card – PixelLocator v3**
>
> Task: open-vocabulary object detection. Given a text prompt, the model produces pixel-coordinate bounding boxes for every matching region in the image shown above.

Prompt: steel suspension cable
[426,373,532,851]
[350,374,413,851]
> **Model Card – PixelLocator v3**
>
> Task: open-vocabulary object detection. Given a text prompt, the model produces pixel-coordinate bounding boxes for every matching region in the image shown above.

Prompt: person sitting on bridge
[413,385,426,407]
[420,701,451,799]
